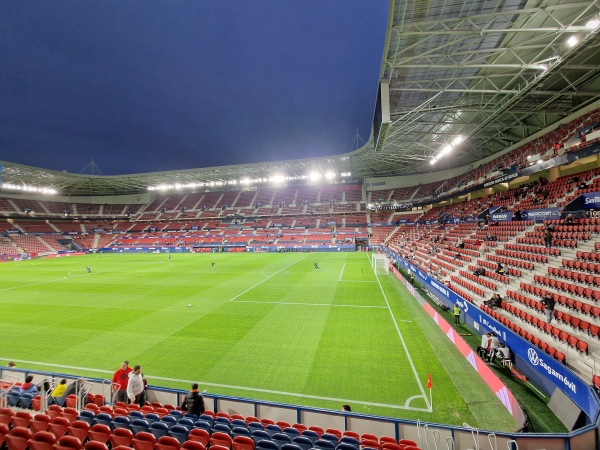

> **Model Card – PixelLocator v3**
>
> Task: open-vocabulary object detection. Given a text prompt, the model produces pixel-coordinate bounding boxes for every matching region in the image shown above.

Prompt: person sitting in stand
[496,262,506,275]
[473,266,486,277]
[484,292,502,308]
[564,214,578,225]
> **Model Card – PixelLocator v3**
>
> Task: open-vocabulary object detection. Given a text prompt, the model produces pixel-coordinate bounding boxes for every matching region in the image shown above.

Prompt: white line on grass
[230,256,306,302]
[368,253,431,411]
[2,357,429,412]
[338,263,345,282]
[231,300,387,309]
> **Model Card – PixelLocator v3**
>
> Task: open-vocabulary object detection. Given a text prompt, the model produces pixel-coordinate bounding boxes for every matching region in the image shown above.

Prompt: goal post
[372,253,389,275]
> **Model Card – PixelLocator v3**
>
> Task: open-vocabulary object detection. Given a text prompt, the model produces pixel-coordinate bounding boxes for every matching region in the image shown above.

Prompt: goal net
[372,254,389,275]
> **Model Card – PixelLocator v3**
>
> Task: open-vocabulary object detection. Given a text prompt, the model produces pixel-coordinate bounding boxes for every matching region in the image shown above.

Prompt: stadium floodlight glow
[309,172,321,181]
[567,36,579,47]
[2,183,57,194]
[586,18,600,29]
[271,174,285,184]
[452,135,464,146]
[430,158,437,165]
[325,171,335,179]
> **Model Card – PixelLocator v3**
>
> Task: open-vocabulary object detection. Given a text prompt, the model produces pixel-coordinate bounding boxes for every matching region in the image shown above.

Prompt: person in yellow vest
[453,304,461,325]
[48,378,67,405]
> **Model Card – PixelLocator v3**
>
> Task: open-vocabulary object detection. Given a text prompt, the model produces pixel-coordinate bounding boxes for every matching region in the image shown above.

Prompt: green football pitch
[0,252,515,431]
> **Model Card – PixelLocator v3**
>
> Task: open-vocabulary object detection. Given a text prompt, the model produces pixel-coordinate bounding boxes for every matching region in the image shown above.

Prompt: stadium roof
[2,0,600,197]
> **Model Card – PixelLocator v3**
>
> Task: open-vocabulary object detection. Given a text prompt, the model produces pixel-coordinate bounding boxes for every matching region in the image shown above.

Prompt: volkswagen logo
[528,348,539,366]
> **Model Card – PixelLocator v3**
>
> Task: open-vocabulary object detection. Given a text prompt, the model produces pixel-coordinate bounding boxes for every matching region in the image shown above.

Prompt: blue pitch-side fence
[383,247,600,425]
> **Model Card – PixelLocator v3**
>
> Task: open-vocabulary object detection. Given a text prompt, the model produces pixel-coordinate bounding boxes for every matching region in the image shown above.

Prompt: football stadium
[2,1,600,450]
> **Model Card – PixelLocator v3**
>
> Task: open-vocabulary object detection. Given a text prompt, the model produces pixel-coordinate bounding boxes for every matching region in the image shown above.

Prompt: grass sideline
[1,252,516,430]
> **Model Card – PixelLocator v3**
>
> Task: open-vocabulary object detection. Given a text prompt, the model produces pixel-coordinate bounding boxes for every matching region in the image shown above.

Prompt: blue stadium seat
[213,423,232,435]
[160,415,177,429]
[144,414,160,425]
[168,424,190,444]
[335,443,360,450]
[149,421,170,439]
[93,413,113,428]
[265,425,282,437]
[231,419,247,429]
[130,418,150,435]
[256,440,279,450]
[282,428,299,440]
[271,433,292,449]
[19,393,34,409]
[177,418,194,430]
[111,416,131,430]
[281,444,303,450]
[291,436,314,450]
[232,427,251,438]
[198,415,214,426]
[77,410,96,426]
[183,413,198,422]
[339,437,360,449]
[319,434,339,446]
[193,421,212,434]
[248,422,265,433]
[300,430,319,445]
[168,410,183,419]
[129,411,145,420]
[251,430,271,445]
[314,439,336,450]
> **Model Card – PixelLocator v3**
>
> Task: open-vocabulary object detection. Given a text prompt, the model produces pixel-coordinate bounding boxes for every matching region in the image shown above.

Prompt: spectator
[496,262,506,275]
[485,293,502,309]
[544,229,553,248]
[7,362,16,368]
[564,214,577,225]
[477,333,492,359]
[342,404,352,412]
[181,383,205,416]
[486,333,500,362]
[112,361,132,403]
[453,303,461,325]
[473,266,486,277]
[60,378,87,407]
[19,375,38,395]
[127,365,145,406]
[50,379,68,404]
[541,293,556,324]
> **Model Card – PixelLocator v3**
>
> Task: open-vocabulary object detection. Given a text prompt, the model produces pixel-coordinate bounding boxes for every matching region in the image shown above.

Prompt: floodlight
[309,172,321,181]
[452,135,464,145]
[325,171,335,179]
[567,36,579,47]
[586,18,600,29]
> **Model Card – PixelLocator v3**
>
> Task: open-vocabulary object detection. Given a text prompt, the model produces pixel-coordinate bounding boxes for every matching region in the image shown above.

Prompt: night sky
[0,1,389,175]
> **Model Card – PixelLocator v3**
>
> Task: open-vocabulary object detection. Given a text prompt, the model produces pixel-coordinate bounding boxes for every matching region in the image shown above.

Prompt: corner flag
[427,373,432,389]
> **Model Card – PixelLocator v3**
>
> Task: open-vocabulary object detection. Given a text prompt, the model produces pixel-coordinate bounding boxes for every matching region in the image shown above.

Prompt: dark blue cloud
[0,1,388,175]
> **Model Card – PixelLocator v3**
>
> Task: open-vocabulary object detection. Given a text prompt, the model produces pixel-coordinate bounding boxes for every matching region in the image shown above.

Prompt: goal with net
[372,253,389,275]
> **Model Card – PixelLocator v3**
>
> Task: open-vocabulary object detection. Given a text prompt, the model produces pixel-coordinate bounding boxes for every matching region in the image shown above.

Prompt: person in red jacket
[112,360,132,403]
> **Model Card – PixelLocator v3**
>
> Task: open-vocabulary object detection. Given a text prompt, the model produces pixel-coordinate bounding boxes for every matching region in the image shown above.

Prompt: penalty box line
[2,358,428,412]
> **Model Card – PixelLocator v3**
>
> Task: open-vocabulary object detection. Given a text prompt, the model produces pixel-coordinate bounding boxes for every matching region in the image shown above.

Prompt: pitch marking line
[232,300,387,309]
[2,358,429,412]
[368,253,431,411]
[230,256,306,303]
